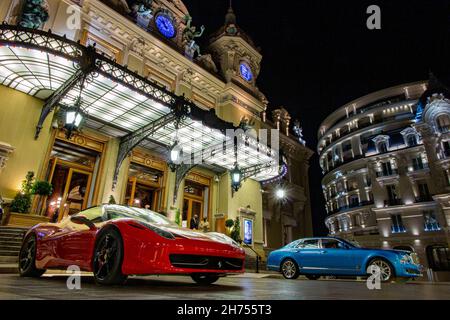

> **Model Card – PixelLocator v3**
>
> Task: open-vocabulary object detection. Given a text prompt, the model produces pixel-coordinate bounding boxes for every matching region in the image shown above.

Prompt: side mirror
[70,215,96,230]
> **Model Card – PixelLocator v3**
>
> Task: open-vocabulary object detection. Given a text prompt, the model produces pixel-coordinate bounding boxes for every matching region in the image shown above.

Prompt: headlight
[138,221,175,240]
[399,254,412,264]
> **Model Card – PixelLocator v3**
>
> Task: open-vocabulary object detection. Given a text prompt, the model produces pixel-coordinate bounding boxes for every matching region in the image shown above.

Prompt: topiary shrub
[10,193,32,214]
[108,195,116,204]
[230,217,242,243]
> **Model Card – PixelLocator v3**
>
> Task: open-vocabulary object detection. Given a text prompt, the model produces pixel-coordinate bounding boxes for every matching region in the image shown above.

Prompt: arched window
[436,114,450,133]
[426,245,450,271]
[378,141,388,153]
[406,134,417,147]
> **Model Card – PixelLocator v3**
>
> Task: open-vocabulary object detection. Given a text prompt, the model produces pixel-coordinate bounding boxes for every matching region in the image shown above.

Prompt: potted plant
[10,171,35,214]
[175,208,181,226]
[7,171,51,227]
[108,195,117,204]
[31,180,53,215]
[230,217,242,243]
[225,218,234,236]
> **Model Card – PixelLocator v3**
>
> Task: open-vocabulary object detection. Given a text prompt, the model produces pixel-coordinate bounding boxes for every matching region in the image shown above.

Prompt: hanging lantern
[63,98,85,139]
[230,162,242,192]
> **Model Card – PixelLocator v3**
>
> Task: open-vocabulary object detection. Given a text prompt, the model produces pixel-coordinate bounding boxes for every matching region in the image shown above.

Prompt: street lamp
[230,162,242,192]
[168,140,183,172]
[63,97,85,139]
[275,188,286,199]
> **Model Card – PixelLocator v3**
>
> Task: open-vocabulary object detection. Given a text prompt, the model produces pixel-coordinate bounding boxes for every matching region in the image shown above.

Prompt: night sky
[183,0,450,235]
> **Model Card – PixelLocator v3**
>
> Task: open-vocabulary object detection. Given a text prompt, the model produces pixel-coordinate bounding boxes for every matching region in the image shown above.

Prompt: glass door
[58,168,92,222]
[182,198,203,229]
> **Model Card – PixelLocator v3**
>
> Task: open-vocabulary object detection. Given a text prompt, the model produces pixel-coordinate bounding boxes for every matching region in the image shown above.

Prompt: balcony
[415,195,433,203]
[376,169,399,177]
[328,200,375,215]
[384,198,403,206]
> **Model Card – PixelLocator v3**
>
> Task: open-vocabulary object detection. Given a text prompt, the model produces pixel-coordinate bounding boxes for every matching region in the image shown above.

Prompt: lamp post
[275,186,287,245]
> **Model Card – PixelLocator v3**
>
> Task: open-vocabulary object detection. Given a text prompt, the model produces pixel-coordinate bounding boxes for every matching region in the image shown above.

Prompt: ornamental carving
[0,142,14,174]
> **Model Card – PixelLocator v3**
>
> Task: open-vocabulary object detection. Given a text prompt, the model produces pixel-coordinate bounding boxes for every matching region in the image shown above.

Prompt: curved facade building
[317,78,450,279]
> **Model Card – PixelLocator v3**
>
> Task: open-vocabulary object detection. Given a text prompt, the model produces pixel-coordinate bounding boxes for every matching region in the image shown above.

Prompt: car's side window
[321,239,346,249]
[296,239,319,249]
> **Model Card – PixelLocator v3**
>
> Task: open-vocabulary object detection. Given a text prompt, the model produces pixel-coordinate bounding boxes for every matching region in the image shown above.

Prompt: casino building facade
[0,0,312,261]
[317,77,450,280]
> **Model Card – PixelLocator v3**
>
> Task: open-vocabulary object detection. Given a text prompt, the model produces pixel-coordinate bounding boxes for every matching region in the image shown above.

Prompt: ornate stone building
[0,0,312,261]
[317,76,450,280]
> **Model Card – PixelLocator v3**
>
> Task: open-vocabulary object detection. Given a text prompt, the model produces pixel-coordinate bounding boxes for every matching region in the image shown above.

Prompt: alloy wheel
[282,260,297,279]
[94,235,118,281]
[19,237,35,273]
[370,260,392,282]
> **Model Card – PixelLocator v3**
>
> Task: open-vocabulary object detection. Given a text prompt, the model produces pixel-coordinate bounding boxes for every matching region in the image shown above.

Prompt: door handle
[320,250,327,254]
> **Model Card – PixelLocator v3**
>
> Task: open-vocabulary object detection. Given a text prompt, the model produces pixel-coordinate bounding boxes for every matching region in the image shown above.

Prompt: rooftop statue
[182,15,205,59]
[293,119,306,146]
[19,0,50,29]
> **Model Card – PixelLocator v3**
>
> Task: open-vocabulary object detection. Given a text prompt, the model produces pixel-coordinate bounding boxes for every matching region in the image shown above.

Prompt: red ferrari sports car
[18,205,245,285]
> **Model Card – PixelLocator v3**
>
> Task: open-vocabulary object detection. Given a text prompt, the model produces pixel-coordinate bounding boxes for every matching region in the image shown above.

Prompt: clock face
[239,63,253,82]
[155,14,176,39]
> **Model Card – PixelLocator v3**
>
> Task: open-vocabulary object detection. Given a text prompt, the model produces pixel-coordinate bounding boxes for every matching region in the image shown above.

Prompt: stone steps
[0,249,20,256]
[0,256,18,263]
[0,264,18,274]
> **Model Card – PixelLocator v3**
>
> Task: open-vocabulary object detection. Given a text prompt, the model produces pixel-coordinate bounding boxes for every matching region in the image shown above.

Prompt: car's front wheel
[191,274,220,285]
[92,228,127,285]
[367,258,394,282]
[281,259,299,279]
[19,234,46,277]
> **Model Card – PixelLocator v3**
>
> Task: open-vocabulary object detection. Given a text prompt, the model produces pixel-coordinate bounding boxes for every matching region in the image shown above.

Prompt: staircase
[0,226,27,274]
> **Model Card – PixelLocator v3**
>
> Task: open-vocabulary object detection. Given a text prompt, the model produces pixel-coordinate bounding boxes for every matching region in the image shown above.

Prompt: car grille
[169,254,243,271]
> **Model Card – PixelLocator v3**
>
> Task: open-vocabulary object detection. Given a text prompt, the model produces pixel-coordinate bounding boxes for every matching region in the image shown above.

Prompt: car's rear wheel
[19,234,46,277]
[191,274,220,285]
[305,275,320,280]
[93,228,127,285]
[367,258,394,282]
[281,259,299,279]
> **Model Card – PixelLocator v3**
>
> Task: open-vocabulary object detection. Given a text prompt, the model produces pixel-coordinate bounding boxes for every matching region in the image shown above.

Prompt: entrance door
[182,198,203,229]
[125,176,160,210]
[46,161,92,222]
[58,168,92,221]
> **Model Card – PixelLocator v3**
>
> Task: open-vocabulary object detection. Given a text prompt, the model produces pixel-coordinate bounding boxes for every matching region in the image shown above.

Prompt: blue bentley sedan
[267,237,423,282]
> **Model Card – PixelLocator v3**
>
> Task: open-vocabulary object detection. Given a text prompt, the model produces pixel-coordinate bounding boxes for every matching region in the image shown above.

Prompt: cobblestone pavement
[0,273,449,300]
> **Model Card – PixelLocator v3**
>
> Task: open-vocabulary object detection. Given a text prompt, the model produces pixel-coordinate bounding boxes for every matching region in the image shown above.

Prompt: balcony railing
[415,195,433,203]
[409,162,429,171]
[384,198,403,206]
[328,200,374,215]
[391,224,406,233]
[376,169,399,177]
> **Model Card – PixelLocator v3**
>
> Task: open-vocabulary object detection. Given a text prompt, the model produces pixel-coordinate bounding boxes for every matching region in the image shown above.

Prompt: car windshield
[105,205,178,227]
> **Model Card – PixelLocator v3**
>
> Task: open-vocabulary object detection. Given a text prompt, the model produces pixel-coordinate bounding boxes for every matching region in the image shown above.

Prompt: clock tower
[208,3,267,123]
[208,3,264,94]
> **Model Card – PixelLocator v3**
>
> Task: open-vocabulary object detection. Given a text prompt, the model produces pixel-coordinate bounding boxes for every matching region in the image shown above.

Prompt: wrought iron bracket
[173,163,198,204]
[231,161,274,195]
[112,97,192,190]
[34,45,98,139]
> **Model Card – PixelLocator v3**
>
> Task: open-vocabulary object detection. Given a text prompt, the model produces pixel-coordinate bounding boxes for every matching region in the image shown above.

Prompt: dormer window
[372,135,390,154]
[400,127,419,147]
[436,114,450,133]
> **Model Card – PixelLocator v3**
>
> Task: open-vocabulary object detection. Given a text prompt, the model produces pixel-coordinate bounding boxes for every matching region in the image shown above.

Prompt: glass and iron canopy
[0,24,280,185]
